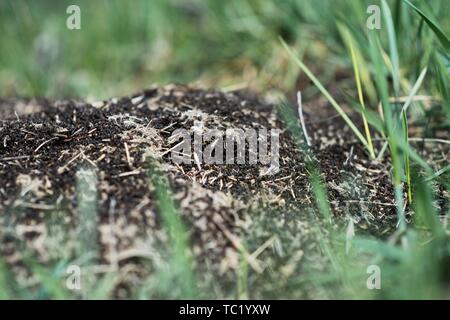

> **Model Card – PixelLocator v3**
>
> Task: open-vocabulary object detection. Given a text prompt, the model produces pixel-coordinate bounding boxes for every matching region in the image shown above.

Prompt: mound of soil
[0,85,447,297]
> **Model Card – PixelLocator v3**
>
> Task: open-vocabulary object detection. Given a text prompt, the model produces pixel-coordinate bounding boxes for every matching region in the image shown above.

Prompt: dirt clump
[0,85,446,297]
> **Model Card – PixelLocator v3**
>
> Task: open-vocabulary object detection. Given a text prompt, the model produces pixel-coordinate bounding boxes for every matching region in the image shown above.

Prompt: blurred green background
[1,0,447,100]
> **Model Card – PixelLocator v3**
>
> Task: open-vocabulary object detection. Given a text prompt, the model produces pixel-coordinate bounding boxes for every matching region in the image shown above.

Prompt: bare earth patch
[0,85,448,298]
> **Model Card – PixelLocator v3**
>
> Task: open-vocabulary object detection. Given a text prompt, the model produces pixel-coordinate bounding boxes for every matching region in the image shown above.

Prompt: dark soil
[0,85,447,298]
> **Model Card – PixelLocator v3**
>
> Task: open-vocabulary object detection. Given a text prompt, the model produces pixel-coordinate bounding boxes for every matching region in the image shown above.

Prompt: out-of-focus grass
[0,0,302,98]
[0,258,14,299]
[3,0,446,100]
[276,0,450,299]
[143,159,197,299]
[0,0,449,300]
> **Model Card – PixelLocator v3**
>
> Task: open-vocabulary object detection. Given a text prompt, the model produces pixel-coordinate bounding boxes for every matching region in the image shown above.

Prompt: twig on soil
[160,140,185,156]
[21,129,38,136]
[124,142,132,168]
[297,91,311,147]
[193,152,202,171]
[57,151,84,174]
[160,122,177,133]
[344,146,354,166]
[72,127,84,137]
[0,155,30,161]
[34,137,58,153]
[96,154,106,163]
[83,155,98,168]
[331,199,396,207]
[113,169,142,178]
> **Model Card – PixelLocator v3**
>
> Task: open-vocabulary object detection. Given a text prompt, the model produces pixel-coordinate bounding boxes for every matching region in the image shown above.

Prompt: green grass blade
[382,0,401,96]
[433,52,450,125]
[276,100,332,224]
[147,159,197,298]
[86,273,119,300]
[0,258,13,299]
[400,68,428,114]
[350,40,375,159]
[352,237,408,260]
[337,23,375,158]
[237,245,249,299]
[412,172,445,237]
[280,38,369,150]
[368,31,406,230]
[425,164,450,183]
[368,33,392,132]
[25,259,72,299]
[403,0,450,51]
[399,67,427,204]
[401,111,412,203]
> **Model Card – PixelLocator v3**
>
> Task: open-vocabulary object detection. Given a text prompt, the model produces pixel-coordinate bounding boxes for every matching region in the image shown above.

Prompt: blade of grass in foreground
[413,172,445,237]
[425,164,450,183]
[276,100,343,286]
[400,68,428,115]
[382,0,412,205]
[0,258,12,299]
[24,258,72,299]
[237,245,249,299]
[277,96,441,299]
[433,52,450,125]
[368,31,406,232]
[400,67,428,204]
[346,87,432,175]
[382,0,401,97]
[403,0,450,51]
[339,24,375,158]
[277,99,381,298]
[410,172,447,298]
[279,38,371,155]
[147,159,197,298]
[87,274,119,300]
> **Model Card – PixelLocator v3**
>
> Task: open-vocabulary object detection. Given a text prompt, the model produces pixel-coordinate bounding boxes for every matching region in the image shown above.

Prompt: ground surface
[0,85,448,298]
